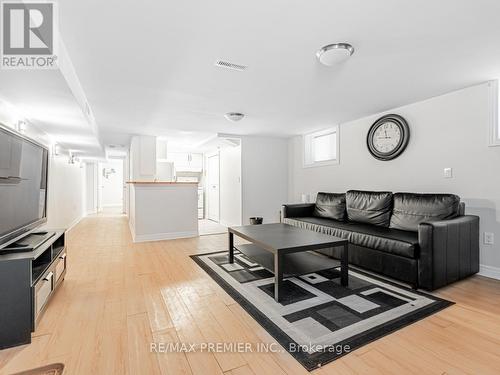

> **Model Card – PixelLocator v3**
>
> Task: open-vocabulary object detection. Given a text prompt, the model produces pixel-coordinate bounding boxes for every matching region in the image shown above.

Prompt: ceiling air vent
[215,60,247,71]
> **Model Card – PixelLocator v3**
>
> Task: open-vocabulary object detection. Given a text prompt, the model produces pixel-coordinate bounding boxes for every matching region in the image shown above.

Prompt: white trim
[302,126,340,168]
[85,209,97,216]
[128,219,135,240]
[218,220,232,228]
[479,264,500,280]
[130,229,198,243]
[488,80,500,147]
[66,215,83,233]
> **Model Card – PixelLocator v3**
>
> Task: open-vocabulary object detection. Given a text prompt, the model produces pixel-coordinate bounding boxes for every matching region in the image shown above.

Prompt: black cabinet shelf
[52,246,64,259]
[32,262,51,284]
[0,230,67,349]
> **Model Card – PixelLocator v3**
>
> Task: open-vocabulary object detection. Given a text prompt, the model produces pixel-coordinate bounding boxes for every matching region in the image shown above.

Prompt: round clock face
[367,115,410,160]
[372,121,402,153]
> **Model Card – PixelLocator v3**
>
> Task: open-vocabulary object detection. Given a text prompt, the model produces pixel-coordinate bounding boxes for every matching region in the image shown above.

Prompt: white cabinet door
[190,153,203,172]
[168,152,188,171]
[168,152,203,172]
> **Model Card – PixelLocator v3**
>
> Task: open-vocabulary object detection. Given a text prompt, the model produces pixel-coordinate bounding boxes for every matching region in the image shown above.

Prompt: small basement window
[303,126,339,167]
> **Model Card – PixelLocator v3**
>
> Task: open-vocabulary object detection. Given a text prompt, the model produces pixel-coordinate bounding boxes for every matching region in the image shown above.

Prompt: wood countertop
[126,181,198,185]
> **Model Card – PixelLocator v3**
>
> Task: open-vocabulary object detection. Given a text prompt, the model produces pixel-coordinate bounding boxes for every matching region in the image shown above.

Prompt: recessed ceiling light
[316,43,354,66]
[225,112,245,122]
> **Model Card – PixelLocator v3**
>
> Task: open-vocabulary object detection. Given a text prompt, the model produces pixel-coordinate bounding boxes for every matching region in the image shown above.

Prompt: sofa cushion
[285,217,418,259]
[346,190,393,227]
[313,192,346,221]
[390,193,460,232]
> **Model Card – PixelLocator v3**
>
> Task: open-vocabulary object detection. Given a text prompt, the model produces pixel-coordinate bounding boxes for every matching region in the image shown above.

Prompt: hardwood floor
[1,215,500,374]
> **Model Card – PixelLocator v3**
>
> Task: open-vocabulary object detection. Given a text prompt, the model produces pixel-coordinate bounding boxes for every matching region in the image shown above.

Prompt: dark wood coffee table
[228,223,348,302]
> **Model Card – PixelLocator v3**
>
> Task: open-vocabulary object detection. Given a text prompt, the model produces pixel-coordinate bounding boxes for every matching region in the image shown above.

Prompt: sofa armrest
[282,203,315,219]
[418,215,479,290]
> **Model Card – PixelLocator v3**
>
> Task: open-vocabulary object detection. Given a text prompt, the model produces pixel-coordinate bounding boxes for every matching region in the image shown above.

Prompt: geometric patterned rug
[191,250,453,371]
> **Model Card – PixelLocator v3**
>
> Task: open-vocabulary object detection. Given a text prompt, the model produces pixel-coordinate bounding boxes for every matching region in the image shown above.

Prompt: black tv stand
[0,231,55,254]
[0,230,66,349]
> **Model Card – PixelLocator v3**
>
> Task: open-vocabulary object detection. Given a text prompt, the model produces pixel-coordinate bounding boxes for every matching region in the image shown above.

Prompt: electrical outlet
[443,168,453,179]
[484,232,494,245]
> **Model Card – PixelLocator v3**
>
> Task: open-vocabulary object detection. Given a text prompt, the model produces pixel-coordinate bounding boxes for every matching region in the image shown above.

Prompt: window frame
[302,126,340,168]
[488,80,500,146]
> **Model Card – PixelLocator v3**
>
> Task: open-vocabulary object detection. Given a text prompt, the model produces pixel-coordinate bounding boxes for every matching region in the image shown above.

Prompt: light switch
[443,168,453,179]
[484,232,494,245]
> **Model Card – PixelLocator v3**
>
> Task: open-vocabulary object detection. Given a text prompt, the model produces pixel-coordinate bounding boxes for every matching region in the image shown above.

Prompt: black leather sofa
[282,190,479,290]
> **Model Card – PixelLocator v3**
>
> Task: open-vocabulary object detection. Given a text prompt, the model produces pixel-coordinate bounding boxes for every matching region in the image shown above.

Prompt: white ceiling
[3,0,500,157]
[0,68,102,156]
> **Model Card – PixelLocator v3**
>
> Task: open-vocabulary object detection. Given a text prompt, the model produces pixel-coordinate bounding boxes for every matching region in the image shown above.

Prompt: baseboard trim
[66,216,83,233]
[479,264,500,280]
[131,230,199,243]
[219,220,233,228]
[128,220,136,241]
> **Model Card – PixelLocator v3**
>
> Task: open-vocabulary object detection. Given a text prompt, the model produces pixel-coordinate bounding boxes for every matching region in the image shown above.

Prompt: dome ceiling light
[316,43,354,66]
[225,112,245,122]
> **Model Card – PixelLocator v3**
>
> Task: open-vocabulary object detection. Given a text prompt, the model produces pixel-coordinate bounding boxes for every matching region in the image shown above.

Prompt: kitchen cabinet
[168,152,203,172]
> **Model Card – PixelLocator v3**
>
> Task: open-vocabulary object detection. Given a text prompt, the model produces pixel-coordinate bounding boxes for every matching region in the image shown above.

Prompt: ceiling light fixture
[316,43,354,66]
[225,112,245,122]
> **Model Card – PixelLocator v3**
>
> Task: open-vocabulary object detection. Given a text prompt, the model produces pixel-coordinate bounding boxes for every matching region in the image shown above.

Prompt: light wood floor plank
[0,214,499,375]
[152,328,192,375]
[127,313,161,375]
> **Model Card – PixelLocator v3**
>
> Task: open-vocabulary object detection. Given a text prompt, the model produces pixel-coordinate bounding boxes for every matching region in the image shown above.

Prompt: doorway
[97,159,124,214]
[200,140,242,235]
[206,153,220,222]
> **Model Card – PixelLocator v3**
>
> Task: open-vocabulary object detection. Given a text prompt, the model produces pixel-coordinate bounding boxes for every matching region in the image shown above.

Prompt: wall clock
[367,114,410,161]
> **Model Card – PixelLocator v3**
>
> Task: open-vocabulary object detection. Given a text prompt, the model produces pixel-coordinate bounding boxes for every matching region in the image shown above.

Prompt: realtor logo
[1,1,58,69]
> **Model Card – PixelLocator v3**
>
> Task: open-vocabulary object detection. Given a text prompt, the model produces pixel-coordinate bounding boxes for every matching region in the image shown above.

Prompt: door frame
[206,151,220,222]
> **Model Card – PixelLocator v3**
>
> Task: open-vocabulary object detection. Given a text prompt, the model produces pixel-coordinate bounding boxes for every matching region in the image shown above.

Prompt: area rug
[191,250,453,371]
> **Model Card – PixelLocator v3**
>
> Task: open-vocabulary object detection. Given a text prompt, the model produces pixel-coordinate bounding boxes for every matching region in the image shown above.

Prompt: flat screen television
[0,125,49,248]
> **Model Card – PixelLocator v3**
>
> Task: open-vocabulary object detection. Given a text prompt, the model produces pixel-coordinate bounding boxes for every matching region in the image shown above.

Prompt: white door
[207,154,220,222]
[98,159,124,213]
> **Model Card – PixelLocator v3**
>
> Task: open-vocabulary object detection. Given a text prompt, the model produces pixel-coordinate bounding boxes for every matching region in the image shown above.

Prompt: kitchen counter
[128,182,198,242]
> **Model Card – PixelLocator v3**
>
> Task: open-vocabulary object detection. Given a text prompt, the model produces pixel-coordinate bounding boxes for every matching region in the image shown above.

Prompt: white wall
[85,162,98,215]
[220,145,242,227]
[288,82,500,275]
[43,155,85,229]
[241,136,288,224]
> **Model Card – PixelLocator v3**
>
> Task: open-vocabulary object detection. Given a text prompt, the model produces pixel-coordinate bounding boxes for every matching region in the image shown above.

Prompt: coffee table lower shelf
[236,243,342,278]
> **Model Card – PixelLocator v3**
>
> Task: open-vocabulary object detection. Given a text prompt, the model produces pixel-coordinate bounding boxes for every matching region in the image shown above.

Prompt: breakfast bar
[127,181,199,242]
